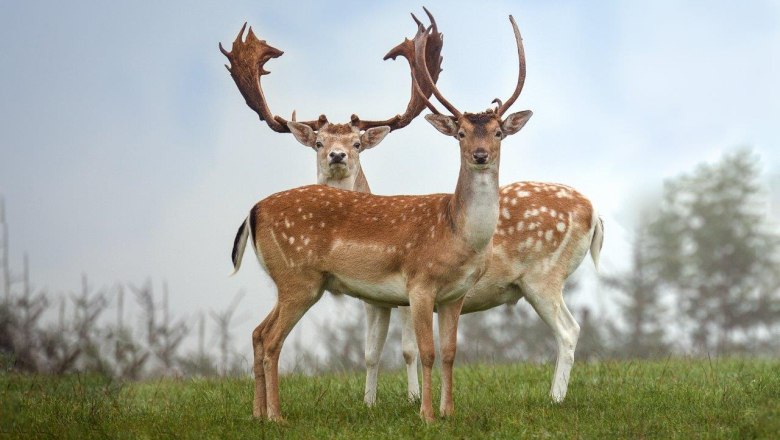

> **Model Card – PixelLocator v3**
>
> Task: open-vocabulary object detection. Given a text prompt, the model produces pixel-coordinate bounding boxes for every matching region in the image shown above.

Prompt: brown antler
[413,15,462,119]
[352,7,445,131]
[496,15,526,116]
[219,23,327,133]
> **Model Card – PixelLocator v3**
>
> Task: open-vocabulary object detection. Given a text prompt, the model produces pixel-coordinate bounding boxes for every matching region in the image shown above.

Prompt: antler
[351,7,444,131]
[219,23,327,133]
[414,15,527,119]
[496,15,526,116]
[413,15,462,119]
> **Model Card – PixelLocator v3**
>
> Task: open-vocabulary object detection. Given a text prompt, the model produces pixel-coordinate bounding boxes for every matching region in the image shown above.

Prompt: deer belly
[327,273,410,306]
[435,264,485,304]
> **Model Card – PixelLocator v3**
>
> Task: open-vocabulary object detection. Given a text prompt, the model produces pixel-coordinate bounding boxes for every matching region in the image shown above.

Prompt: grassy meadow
[2,359,778,439]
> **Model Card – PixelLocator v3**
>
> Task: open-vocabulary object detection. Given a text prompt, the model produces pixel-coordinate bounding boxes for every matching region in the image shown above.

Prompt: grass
[1,359,779,439]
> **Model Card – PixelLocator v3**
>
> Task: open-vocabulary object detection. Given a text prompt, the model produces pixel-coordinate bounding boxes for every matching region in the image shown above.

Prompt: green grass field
[2,359,778,439]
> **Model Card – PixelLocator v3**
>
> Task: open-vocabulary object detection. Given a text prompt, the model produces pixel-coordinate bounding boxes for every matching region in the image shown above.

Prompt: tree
[648,149,780,354]
[602,221,670,358]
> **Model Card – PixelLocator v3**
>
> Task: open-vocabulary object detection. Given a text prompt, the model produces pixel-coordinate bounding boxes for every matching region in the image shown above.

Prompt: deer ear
[425,114,459,137]
[500,110,533,136]
[287,121,317,148]
[360,126,391,151]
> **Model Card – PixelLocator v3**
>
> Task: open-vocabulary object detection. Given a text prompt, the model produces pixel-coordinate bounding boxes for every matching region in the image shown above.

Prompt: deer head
[219,10,444,191]
[413,15,532,174]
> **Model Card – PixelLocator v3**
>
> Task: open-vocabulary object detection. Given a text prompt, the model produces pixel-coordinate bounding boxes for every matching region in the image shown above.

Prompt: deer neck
[449,163,500,251]
[318,164,371,194]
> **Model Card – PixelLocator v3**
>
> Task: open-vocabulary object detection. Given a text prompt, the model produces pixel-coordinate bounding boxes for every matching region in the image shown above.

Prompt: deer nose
[329,151,347,163]
[472,148,489,164]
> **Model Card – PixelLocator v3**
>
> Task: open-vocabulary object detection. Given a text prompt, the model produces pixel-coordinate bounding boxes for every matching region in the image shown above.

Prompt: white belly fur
[327,273,410,306]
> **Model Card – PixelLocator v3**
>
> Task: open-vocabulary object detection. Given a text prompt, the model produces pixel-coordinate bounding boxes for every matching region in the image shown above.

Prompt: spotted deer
[228,15,534,421]
[360,14,605,406]
[366,181,603,405]
[220,10,444,408]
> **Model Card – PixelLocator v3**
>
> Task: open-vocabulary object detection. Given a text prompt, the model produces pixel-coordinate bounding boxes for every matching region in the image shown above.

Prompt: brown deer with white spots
[221,10,444,408]
[228,15,534,422]
[368,181,603,405]
[363,15,605,406]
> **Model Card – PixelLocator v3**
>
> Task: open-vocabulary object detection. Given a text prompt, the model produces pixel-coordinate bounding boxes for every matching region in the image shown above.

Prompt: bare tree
[209,290,247,376]
[131,280,188,377]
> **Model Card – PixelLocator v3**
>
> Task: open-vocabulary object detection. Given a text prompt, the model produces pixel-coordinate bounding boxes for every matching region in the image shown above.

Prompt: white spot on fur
[502,207,511,219]
[288,236,295,245]
[516,221,525,231]
[516,190,530,197]
[545,230,553,241]
[557,222,566,232]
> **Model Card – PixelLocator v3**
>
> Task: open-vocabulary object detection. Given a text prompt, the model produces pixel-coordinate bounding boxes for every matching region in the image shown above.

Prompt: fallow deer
[365,180,604,405]
[228,16,533,421]
[220,10,444,407]
[359,14,606,407]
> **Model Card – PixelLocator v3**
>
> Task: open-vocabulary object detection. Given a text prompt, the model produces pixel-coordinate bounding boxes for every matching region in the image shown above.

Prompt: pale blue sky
[1,1,779,360]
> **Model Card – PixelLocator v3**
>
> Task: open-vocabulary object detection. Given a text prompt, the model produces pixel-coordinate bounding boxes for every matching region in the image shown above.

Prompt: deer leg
[398,306,420,401]
[251,305,279,419]
[409,288,436,422]
[523,281,580,403]
[261,280,323,422]
[363,303,391,407]
[437,296,464,417]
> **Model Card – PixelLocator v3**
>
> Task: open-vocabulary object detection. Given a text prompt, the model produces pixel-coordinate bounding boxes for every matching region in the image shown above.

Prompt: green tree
[648,150,780,354]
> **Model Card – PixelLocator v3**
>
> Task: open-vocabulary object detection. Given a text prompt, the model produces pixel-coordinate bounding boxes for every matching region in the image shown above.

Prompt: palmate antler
[219,24,326,132]
[412,15,527,118]
[352,8,444,131]
[219,10,444,134]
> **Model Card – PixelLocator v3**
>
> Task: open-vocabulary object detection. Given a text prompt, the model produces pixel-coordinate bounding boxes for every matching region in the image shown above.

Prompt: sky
[1,0,779,365]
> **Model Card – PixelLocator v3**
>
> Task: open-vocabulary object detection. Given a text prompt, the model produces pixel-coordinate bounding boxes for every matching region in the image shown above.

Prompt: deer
[220,10,444,408]
[227,14,534,422]
[359,15,605,406]
[365,180,603,405]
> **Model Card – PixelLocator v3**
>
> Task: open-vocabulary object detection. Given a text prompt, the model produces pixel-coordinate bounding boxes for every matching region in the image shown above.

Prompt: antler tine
[414,21,462,119]
[497,15,526,116]
[220,23,325,133]
[353,9,445,131]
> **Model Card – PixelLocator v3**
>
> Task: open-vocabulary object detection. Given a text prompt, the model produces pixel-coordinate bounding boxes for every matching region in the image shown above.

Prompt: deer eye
[458,132,466,139]
[495,130,502,138]
[315,141,323,149]
[353,142,361,149]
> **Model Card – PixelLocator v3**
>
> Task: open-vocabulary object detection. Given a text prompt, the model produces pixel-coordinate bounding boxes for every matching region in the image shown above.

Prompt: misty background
[1,0,779,376]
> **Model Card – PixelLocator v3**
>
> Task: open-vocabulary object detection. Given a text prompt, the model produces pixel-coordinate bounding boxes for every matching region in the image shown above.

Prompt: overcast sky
[1,1,779,363]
